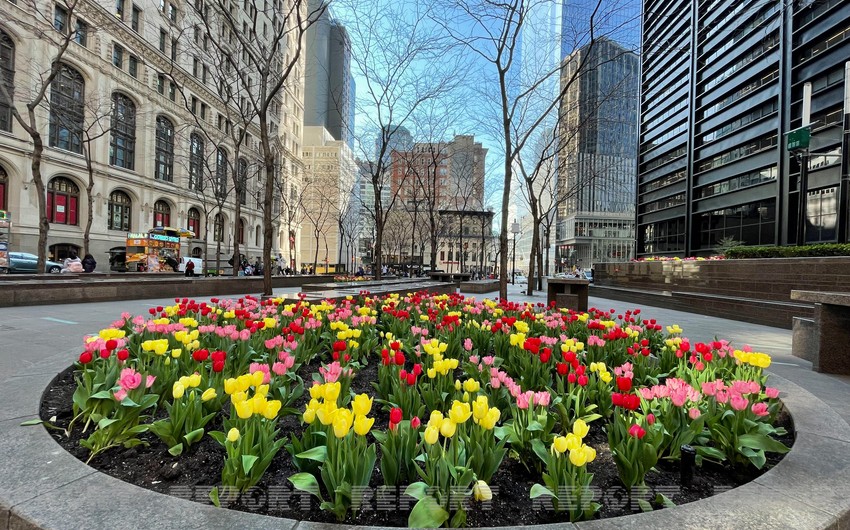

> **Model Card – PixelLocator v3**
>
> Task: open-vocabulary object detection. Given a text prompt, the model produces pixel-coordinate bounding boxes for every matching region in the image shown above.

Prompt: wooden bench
[547,278,589,311]
[790,290,850,374]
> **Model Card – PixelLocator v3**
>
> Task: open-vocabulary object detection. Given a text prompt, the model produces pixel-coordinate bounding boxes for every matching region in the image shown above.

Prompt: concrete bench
[460,280,499,294]
[547,278,589,311]
[790,290,850,374]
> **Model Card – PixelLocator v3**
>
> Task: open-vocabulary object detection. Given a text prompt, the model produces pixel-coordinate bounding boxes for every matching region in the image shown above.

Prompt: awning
[150,227,195,238]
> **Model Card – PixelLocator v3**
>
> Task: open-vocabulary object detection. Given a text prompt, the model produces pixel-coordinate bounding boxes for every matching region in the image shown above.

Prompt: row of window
[640,192,686,214]
[702,69,777,119]
[697,134,777,173]
[641,217,686,254]
[696,199,776,249]
[700,2,779,67]
[701,33,778,93]
[800,23,850,62]
[639,170,685,195]
[700,98,778,144]
[696,166,777,199]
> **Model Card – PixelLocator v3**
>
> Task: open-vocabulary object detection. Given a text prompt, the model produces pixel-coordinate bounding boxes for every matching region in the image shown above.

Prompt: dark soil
[40,364,795,526]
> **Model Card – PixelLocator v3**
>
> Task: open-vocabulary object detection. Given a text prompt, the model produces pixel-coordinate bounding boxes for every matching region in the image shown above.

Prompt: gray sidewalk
[0,283,848,425]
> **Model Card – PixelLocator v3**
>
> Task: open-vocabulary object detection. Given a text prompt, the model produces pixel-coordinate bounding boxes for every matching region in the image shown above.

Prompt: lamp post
[511,221,520,285]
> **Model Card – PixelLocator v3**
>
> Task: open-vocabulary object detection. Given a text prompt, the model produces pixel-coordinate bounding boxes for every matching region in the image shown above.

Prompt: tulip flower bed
[40,292,793,527]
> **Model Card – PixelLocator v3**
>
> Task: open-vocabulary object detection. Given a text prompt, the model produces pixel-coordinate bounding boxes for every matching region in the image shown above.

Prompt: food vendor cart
[125,227,194,272]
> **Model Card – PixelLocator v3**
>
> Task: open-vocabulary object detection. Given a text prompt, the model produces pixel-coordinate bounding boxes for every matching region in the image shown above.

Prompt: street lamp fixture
[511,221,520,285]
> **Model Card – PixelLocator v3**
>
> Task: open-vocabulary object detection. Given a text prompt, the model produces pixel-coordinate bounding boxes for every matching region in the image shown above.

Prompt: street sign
[786,126,811,151]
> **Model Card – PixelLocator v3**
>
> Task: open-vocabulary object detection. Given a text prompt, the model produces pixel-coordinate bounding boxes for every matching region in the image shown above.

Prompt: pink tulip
[764,387,780,399]
[145,375,156,388]
[688,407,701,420]
[751,402,769,417]
[113,388,127,401]
[118,368,142,390]
[730,394,748,411]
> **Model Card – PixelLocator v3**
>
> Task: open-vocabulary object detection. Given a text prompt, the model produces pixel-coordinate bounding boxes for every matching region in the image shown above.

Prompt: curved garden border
[2,349,850,530]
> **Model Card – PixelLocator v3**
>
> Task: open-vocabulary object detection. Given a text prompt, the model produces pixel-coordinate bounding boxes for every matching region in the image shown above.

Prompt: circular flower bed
[41,292,792,528]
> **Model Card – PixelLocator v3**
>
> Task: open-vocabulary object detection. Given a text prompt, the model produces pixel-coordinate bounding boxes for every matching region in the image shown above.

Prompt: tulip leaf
[530,483,555,498]
[638,499,653,512]
[531,439,549,463]
[408,496,449,529]
[97,417,119,429]
[297,445,328,462]
[90,390,114,400]
[404,482,429,501]
[209,486,221,507]
[168,443,184,456]
[19,419,44,426]
[184,428,205,445]
[208,431,225,445]
[737,433,789,454]
[242,454,259,474]
[288,472,324,500]
[526,420,544,432]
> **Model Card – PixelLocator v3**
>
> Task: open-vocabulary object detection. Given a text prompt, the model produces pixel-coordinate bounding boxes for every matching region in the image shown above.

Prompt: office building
[556,38,639,268]
[637,1,850,256]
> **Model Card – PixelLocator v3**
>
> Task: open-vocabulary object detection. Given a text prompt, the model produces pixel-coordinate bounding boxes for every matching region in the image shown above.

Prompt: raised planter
[2,356,848,529]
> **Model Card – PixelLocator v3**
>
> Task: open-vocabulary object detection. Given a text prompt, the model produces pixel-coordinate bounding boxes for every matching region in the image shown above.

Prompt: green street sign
[787,126,811,151]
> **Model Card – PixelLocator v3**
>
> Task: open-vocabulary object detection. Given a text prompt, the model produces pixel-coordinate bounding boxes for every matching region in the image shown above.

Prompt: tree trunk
[32,133,49,269]
[83,144,95,256]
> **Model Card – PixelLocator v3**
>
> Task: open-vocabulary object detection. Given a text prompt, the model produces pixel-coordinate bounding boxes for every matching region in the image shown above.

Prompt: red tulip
[556,362,568,376]
[333,340,347,352]
[390,407,403,425]
[116,349,129,361]
[616,376,632,392]
[578,374,588,386]
[412,364,422,376]
[394,352,405,366]
[628,424,646,439]
[540,348,551,363]
[211,350,226,362]
[105,339,118,351]
[612,392,623,407]
[332,352,340,361]
[406,373,416,386]
[79,351,93,364]
[193,349,209,362]
[411,416,421,429]
[212,359,225,373]
[99,349,110,359]
[567,373,577,384]
[400,369,408,380]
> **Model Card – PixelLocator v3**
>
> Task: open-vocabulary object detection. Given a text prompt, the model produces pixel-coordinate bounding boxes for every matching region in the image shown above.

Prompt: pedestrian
[184,259,195,277]
[276,253,284,276]
[62,251,83,273]
[82,253,97,273]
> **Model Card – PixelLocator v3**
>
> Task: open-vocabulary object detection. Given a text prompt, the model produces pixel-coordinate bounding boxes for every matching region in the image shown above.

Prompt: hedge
[725,243,850,259]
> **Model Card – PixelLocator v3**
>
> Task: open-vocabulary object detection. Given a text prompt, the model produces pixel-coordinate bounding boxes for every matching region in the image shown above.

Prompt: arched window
[0,164,7,210]
[213,213,224,242]
[48,65,85,153]
[0,30,14,133]
[215,147,228,198]
[49,243,81,262]
[154,116,174,181]
[238,158,248,205]
[109,93,136,170]
[255,225,261,246]
[107,190,131,231]
[237,218,245,244]
[154,200,171,227]
[187,207,201,238]
[189,133,204,190]
[47,177,79,225]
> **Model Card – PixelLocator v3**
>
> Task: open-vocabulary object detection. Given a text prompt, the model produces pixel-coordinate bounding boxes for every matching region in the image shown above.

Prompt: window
[74,19,88,46]
[54,5,68,32]
[112,44,124,68]
[0,164,7,209]
[190,96,198,114]
[200,103,207,120]
[168,2,177,22]
[157,73,165,94]
[131,5,141,31]
[171,38,177,61]
[806,187,838,243]
[202,65,208,84]
[159,29,166,53]
[187,208,201,237]
[213,213,224,242]
[237,218,245,244]
[154,116,174,181]
[109,93,136,170]
[238,158,248,205]
[128,55,138,78]
[154,200,171,227]
[0,30,14,133]
[107,190,132,231]
[115,0,125,19]
[47,177,79,225]
[216,147,228,198]
[48,65,85,153]
[192,57,199,77]
[255,225,261,246]
[189,133,204,190]
[168,82,176,101]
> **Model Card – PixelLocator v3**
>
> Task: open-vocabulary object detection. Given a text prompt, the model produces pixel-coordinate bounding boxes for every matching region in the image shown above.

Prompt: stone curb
[1,364,848,529]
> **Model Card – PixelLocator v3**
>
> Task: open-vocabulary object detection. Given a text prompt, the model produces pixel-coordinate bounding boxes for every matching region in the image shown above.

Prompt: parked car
[4,252,64,273]
[514,274,528,285]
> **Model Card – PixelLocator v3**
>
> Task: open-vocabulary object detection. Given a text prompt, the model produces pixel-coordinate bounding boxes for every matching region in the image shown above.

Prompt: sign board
[786,126,811,151]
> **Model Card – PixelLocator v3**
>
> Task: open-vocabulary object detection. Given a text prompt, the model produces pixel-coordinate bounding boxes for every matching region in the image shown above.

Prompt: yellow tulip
[572,419,589,438]
[201,388,217,402]
[552,436,568,454]
[303,408,317,424]
[463,379,480,394]
[171,348,182,359]
[479,408,500,430]
[600,371,612,384]
[251,371,265,387]
[230,391,247,405]
[473,480,493,501]
[309,384,324,400]
[333,409,353,438]
[472,396,489,421]
[256,384,269,397]
[317,401,339,425]
[427,368,437,379]
[449,401,472,424]
[353,414,375,436]
[440,419,457,438]
[581,444,597,463]
[224,378,238,395]
[237,375,252,393]
[325,382,341,403]
[188,373,202,388]
[352,393,373,416]
[251,395,267,414]
[565,433,581,452]
[227,428,240,443]
[172,381,185,400]
[424,426,440,445]
[235,399,253,419]
[263,399,282,420]
[569,448,588,467]
[455,379,462,391]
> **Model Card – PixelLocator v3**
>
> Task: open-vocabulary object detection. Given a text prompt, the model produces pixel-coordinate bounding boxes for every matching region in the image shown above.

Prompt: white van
[178,256,204,274]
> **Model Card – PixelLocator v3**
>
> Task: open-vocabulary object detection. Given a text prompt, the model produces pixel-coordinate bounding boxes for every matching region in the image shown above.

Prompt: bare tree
[336,0,463,279]
[0,0,84,271]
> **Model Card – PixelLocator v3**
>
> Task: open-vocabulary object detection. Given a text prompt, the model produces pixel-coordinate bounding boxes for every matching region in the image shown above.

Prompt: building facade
[0,0,306,270]
[637,0,850,256]
[556,38,639,268]
[299,126,356,273]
